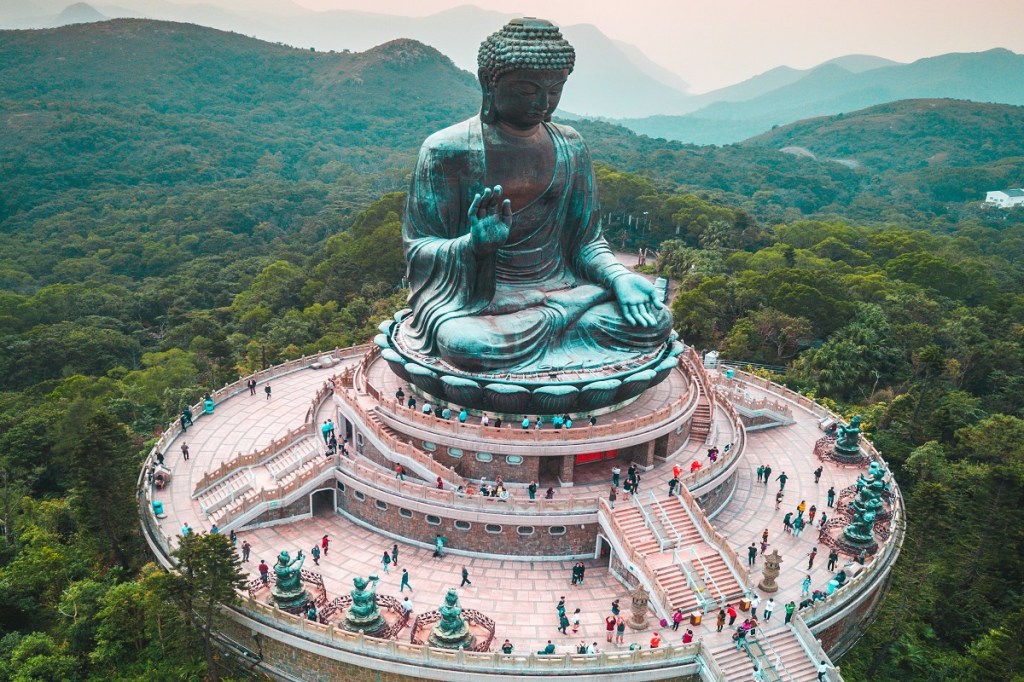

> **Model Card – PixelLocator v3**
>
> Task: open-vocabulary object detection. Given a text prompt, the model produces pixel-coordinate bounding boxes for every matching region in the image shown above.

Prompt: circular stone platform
[375,309,685,414]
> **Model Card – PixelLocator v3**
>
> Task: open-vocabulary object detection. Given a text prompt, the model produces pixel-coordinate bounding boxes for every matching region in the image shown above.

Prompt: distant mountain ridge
[619,48,1024,144]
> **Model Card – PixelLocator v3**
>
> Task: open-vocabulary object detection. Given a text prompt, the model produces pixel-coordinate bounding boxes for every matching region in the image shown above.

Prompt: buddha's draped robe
[402,116,671,373]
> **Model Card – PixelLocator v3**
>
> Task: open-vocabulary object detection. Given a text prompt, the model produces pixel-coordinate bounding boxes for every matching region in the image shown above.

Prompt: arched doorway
[310,488,336,516]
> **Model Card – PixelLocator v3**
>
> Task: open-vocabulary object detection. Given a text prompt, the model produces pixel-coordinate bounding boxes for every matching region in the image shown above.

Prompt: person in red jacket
[321,534,329,555]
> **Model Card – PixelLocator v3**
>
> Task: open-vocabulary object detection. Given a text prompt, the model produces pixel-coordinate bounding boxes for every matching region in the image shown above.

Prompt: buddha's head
[477,18,575,127]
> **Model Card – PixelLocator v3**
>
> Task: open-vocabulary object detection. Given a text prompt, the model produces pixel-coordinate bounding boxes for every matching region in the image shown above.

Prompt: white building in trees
[985,188,1024,208]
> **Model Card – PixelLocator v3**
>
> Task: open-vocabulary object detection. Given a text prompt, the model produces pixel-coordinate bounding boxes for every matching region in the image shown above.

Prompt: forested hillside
[0,19,1022,682]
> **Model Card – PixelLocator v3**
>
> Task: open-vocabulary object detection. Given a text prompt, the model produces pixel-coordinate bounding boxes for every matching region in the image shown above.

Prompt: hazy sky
[288,0,1024,92]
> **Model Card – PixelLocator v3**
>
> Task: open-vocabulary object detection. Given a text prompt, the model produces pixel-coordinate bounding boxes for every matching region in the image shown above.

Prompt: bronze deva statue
[273,550,305,592]
[399,18,673,375]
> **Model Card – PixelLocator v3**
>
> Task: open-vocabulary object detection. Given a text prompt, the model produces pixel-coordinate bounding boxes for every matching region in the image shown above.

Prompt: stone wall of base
[336,484,597,558]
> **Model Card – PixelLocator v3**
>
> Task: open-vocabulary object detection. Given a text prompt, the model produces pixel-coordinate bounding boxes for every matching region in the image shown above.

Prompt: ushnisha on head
[477,18,576,124]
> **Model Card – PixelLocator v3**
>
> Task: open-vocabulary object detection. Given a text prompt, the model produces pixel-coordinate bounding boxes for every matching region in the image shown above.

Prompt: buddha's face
[490,68,569,129]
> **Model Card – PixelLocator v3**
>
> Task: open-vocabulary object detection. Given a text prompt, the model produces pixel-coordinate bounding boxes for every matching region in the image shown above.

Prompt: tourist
[241,540,251,562]
[817,660,832,681]
[422,401,432,415]
[808,505,817,524]
[571,563,581,585]
[481,413,489,427]
[690,459,702,473]
[611,599,620,616]
[682,628,693,643]
[813,466,824,483]
[434,534,446,558]
[407,396,416,410]
[793,516,805,537]
[783,512,793,533]
[576,640,588,654]
[763,598,775,621]
[402,596,413,614]
[611,465,621,487]
[535,416,542,430]
[797,500,807,517]
[826,486,836,507]
[395,463,404,480]
[762,465,772,485]
[775,490,784,510]
[762,529,769,545]
[180,441,190,461]
[577,562,586,584]
[209,524,219,535]
[381,550,391,574]
[756,464,764,483]
[538,641,556,655]
[522,416,530,430]
[827,549,839,571]
[819,512,828,527]
[395,387,405,403]
[672,463,682,480]
[545,487,555,499]
[528,481,538,500]
[307,602,318,621]
[400,568,412,592]
[808,547,818,570]
[586,642,598,654]
[776,471,789,490]
[436,476,444,490]
[589,415,597,426]
[461,566,472,587]
[247,377,257,396]
[753,663,767,682]
[494,417,502,428]
[760,539,769,555]
[733,626,749,654]
[802,573,812,597]
[748,615,759,638]
[558,611,570,635]
[716,608,726,632]
[258,560,269,584]
[501,639,514,654]
[459,408,468,423]
[671,608,683,631]
[311,544,320,565]
[321,534,329,555]
[750,594,760,618]
[180,522,191,535]
[571,608,581,633]
[392,544,399,566]
[557,596,566,616]
[649,631,661,648]
[609,485,617,508]
[615,616,626,644]
[747,543,757,566]
[182,406,194,427]
[727,603,738,625]
[668,477,679,497]
[264,384,272,400]
[605,614,616,642]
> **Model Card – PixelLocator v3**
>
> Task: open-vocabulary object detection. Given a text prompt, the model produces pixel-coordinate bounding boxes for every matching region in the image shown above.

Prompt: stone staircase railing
[675,477,752,593]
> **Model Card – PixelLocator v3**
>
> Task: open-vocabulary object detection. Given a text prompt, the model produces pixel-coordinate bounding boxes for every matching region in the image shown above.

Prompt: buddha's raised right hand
[469,185,512,257]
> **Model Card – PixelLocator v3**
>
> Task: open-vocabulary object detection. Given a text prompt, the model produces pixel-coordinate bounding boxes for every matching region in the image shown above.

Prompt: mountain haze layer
[620,48,1024,144]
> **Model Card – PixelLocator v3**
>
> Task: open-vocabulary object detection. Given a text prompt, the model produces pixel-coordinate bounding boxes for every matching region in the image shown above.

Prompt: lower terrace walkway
[150,356,866,676]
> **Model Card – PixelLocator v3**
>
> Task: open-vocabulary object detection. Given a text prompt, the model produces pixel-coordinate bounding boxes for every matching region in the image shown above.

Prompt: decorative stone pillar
[758,549,783,593]
[627,583,650,631]
[558,454,575,487]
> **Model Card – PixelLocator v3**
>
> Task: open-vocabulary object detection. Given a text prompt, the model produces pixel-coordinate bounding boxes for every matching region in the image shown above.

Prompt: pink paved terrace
[140,345,903,681]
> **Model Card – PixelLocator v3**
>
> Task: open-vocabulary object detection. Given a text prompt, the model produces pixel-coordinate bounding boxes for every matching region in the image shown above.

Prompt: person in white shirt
[481,414,490,427]
[402,597,413,614]
[817,660,831,680]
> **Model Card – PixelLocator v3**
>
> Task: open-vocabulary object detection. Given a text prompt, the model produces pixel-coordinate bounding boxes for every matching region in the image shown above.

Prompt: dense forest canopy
[1,19,1023,682]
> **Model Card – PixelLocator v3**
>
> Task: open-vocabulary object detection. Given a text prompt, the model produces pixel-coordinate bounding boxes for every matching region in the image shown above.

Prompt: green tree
[65,413,142,571]
[171,533,247,678]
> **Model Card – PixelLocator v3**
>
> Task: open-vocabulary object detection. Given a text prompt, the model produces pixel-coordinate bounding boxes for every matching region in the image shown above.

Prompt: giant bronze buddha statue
[378,18,680,414]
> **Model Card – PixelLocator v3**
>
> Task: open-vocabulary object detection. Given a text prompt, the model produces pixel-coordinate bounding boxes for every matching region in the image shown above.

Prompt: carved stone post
[627,583,650,630]
[758,549,783,593]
